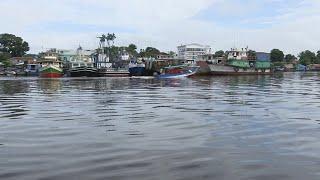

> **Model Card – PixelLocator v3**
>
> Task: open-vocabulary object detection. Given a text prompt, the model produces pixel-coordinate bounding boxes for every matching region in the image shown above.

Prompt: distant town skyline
[1,0,319,55]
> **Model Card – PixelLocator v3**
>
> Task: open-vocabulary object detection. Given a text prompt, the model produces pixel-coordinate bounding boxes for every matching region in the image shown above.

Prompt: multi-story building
[177,43,211,63]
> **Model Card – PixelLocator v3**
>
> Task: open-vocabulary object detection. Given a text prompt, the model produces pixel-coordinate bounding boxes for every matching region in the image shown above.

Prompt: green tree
[0,52,11,67]
[99,33,116,61]
[247,50,256,60]
[0,33,29,57]
[168,51,176,56]
[284,54,296,63]
[299,50,317,65]
[270,49,284,62]
[126,44,138,57]
[214,50,224,57]
[139,47,160,58]
[316,50,320,64]
[106,33,116,47]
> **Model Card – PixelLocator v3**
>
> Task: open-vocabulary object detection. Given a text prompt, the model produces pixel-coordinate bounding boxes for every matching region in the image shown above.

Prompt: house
[177,43,211,64]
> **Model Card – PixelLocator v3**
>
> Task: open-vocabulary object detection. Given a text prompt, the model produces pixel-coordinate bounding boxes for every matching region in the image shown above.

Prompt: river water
[1,73,320,180]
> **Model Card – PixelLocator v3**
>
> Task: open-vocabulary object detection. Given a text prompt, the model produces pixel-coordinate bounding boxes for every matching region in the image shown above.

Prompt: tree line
[213,48,320,66]
[2,33,320,67]
[270,49,320,66]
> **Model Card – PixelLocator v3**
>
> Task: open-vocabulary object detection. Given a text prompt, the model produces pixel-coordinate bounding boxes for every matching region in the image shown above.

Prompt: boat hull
[196,61,211,75]
[40,65,63,78]
[157,66,199,79]
[69,67,98,77]
[208,64,272,75]
[129,66,145,76]
[98,68,130,77]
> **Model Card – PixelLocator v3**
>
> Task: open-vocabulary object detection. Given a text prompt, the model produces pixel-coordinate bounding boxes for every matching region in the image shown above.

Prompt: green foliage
[139,47,160,58]
[104,46,121,62]
[168,51,176,56]
[284,54,296,63]
[126,44,138,57]
[316,51,320,64]
[106,33,116,47]
[247,50,256,60]
[299,50,317,65]
[270,49,284,62]
[247,50,256,57]
[272,61,285,68]
[0,33,29,57]
[0,52,11,67]
[214,50,224,57]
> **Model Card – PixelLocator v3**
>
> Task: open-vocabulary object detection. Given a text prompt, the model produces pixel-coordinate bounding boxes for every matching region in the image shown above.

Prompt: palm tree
[106,33,116,48]
[97,34,107,54]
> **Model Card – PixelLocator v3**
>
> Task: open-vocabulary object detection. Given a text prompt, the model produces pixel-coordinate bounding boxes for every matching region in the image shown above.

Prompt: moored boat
[38,49,63,78]
[129,59,145,76]
[156,65,199,79]
[97,68,130,77]
[208,48,271,75]
[40,65,63,78]
[68,46,97,77]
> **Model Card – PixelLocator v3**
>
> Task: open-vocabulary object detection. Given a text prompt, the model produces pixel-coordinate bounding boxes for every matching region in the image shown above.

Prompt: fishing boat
[208,48,271,75]
[38,49,63,78]
[68,46,97,77]
[156,65,199,79]
[129,59,145,76]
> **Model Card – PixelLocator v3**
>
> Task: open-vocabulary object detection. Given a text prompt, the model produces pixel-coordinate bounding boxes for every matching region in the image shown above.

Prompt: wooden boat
[38,50,63,78]
[156,65,199,79]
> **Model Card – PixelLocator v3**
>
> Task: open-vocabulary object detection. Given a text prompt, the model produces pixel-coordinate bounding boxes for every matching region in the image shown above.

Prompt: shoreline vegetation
[1,33,320,77]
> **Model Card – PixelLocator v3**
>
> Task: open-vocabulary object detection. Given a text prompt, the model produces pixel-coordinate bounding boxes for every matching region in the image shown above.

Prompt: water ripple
[1,73,320,179]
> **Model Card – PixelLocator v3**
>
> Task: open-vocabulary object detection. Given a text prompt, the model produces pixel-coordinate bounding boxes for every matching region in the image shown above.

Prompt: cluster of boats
[36,53,197,79]
[3,45,272,79]
[32,45,198,79]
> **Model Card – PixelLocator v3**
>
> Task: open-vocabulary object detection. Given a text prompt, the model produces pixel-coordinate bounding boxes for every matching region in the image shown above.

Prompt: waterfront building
[120,49,130,61]
[256,52,271,62]
[177,43,211,64]
[57,49,95,63]
[57,49,76,63]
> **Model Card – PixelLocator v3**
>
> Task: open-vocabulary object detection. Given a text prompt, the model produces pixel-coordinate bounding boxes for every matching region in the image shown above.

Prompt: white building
[177,43,211,63]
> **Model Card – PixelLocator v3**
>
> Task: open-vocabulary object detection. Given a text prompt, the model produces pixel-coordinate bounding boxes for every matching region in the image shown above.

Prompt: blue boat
[129,60,145,76]
[156,65,199,79]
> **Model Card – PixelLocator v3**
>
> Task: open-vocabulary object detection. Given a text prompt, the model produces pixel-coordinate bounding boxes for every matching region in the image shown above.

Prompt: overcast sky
[1,0,320,55]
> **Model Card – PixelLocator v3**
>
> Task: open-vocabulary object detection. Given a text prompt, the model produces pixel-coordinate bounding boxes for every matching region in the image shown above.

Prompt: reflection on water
[1,73,320,180]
